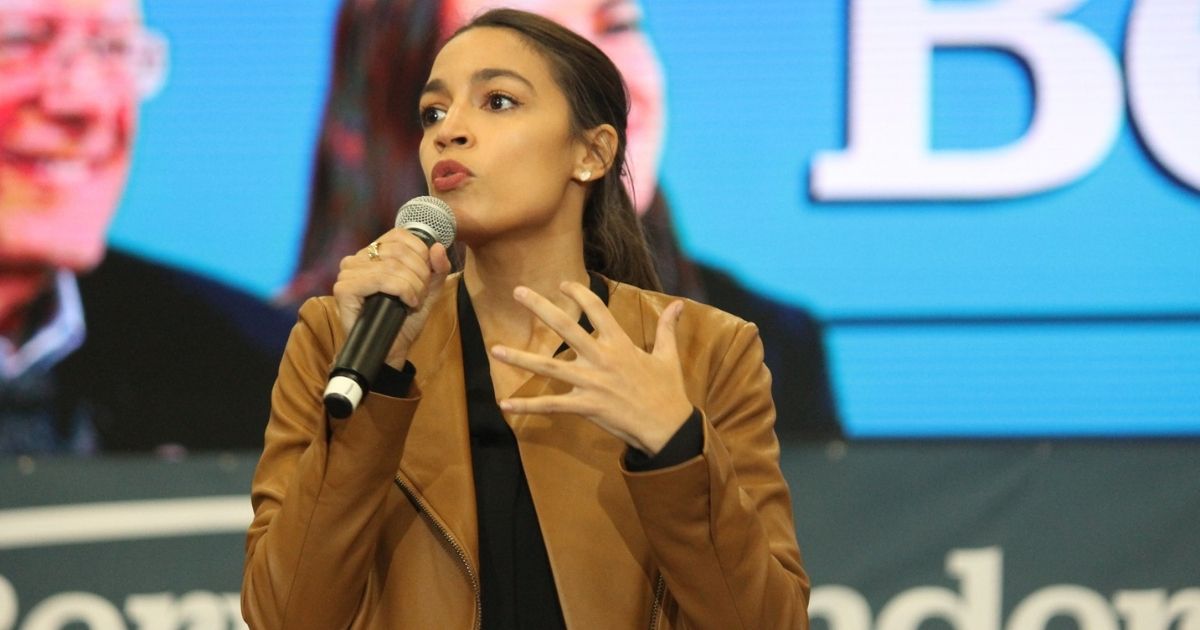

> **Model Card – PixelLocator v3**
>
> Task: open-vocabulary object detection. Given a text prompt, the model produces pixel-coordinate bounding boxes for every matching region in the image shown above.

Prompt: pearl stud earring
[578,170,592,182]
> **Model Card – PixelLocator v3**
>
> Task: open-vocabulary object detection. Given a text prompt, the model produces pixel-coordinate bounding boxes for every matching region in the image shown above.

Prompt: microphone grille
[396,196,457,248]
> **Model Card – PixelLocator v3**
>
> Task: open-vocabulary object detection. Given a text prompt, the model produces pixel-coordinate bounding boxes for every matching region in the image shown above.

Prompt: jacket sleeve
[241,298,421,629]
[622,318,810,630]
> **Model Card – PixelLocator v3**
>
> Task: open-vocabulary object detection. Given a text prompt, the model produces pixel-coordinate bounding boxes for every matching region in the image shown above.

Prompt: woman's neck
[462,236,590,353]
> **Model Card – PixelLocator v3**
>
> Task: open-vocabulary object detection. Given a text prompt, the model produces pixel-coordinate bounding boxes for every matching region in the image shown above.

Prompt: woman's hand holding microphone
[333,228,453,370]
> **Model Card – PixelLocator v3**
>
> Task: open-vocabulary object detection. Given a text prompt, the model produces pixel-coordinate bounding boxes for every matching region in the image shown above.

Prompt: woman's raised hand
[489,281,693,456]
[332,228,453,369]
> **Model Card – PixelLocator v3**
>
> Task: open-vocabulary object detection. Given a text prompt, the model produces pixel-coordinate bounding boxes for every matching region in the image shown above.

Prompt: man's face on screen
[444,0,665,215]
[0,0,148,272]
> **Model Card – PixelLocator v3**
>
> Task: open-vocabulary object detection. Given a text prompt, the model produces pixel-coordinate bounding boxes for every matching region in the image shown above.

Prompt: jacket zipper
[394,475,482,630]
[649,573,666,630]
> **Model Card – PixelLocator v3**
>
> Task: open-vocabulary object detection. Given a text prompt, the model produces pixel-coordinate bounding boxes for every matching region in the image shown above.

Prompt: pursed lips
[431,159,474,192]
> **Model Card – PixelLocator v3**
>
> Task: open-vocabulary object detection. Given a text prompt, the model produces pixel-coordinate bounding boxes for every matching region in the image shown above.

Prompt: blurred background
[2,0,1197,628]
[111,0,1200,438]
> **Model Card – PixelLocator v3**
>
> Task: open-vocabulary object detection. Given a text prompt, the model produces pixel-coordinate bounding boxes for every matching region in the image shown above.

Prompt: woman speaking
[242,9,808,629]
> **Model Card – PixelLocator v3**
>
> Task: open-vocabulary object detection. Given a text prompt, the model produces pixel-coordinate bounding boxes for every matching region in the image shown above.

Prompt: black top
[458,277,570,630]
[377,275,703,629]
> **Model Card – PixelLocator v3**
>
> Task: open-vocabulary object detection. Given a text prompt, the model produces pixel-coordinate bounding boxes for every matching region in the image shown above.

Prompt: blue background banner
[108,0,1199,437]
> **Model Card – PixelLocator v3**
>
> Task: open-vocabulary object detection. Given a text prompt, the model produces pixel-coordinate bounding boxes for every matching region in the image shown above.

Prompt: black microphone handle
[323,294,409,418]
[322,227,436,418]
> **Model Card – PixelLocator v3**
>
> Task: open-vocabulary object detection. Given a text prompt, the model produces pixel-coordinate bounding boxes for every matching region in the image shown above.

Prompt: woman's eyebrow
[421,78,448,98]
[473,68,537,93]
[421,68,537,98]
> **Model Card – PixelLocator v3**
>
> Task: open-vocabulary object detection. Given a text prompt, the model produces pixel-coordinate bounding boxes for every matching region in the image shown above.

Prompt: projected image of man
[0,0,290,454]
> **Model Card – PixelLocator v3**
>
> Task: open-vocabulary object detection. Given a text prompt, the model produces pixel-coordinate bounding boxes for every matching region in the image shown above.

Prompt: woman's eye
[419,107,445,127]
[485,93,517,111]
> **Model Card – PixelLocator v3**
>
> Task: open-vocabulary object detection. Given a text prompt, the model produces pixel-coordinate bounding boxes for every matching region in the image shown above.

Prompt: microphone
[323,196,457,419]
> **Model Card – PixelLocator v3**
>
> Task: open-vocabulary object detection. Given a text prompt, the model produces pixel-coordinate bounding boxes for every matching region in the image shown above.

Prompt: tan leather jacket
[242,274,809,629]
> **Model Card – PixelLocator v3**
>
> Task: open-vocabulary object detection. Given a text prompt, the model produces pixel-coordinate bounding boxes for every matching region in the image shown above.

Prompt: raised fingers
[497,392,579,415]
[558,281,622,339]
[512,285,597,356]
[652,301,684,360]
[490,345,584,386]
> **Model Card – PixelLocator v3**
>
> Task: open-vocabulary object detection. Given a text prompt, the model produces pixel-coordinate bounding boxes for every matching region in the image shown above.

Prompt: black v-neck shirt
[456,276,610,630]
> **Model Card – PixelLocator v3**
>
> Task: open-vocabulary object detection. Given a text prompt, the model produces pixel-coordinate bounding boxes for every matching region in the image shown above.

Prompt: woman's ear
[574,124,619,183]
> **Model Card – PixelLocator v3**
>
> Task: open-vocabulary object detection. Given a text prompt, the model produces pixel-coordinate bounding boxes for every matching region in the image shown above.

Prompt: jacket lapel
[397,274,480,566]
[393,275,662,623]
[512,279,661,625]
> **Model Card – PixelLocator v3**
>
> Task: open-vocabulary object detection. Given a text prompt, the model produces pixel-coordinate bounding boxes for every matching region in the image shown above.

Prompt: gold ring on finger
[367,240,382,261]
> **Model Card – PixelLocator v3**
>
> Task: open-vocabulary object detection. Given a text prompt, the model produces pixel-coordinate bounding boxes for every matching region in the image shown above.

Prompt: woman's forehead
[430,27,553,86]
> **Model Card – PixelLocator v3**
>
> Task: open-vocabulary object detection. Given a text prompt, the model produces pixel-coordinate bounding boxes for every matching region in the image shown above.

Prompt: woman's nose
[434,108,472,150]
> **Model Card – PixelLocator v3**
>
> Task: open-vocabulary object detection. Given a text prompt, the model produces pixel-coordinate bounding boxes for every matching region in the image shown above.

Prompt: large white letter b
[810,0,1124,201]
